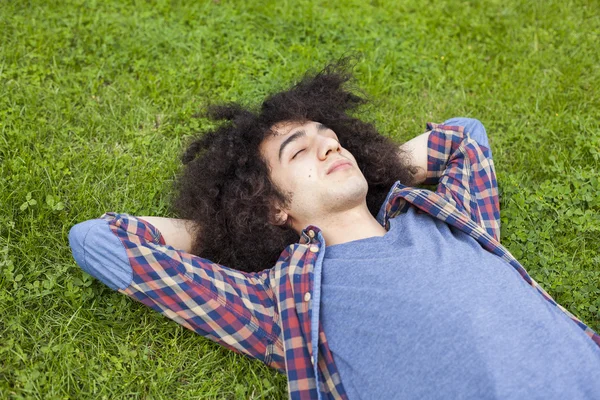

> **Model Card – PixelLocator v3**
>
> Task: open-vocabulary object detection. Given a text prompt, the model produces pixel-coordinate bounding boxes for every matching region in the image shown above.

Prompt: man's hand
[138,216,196,253]
[399,131,430,185]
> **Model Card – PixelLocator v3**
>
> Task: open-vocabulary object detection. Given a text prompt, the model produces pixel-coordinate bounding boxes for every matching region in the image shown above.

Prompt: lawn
[1,0,599,398]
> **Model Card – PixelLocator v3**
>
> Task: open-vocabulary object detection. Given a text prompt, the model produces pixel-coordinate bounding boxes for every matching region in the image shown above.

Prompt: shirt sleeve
[423,118,501,242]
[68,212,281,366]
[68,218,133,290]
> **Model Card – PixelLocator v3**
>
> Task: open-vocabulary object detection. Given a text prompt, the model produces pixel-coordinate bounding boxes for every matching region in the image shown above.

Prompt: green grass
[1,0,599,398]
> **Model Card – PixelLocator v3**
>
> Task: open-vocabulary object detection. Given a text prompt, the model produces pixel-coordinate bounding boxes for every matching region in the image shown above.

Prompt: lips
[327,159,352,175]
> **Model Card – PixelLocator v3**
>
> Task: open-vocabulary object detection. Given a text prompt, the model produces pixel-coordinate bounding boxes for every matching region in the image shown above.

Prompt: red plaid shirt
[101,123,600,399]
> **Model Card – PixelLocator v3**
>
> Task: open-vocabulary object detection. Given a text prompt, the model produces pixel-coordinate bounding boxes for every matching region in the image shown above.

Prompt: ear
[268,208,289,226]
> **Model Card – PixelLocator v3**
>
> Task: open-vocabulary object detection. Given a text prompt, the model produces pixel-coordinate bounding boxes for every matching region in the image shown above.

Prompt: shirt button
[309,246,319,253]
[308,229,315,238]
[304,292,311,302]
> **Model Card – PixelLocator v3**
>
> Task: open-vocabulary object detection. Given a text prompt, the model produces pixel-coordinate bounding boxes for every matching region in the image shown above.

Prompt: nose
[318,136,341,160]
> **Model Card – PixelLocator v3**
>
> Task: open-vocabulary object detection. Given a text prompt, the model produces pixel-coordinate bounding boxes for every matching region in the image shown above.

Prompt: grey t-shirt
[320,206,600,399]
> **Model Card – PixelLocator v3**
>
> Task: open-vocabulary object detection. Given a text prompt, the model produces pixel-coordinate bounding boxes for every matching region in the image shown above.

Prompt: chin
[328,181,368,208]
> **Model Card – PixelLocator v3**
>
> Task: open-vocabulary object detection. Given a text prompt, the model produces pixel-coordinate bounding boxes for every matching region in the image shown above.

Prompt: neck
[299,203,387,246]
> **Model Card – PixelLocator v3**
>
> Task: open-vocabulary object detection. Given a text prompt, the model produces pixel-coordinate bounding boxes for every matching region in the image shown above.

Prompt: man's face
[260,120,368,230]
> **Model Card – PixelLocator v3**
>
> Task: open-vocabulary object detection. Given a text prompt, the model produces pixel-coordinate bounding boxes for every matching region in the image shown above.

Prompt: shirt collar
[299,225,322,245]
[376,180,406,226]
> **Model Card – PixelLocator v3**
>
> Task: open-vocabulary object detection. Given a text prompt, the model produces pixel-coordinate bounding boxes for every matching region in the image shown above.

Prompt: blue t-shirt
[320,207,600,399]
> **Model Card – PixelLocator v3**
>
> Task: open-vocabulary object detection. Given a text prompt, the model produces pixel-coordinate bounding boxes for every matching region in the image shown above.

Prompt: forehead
[269,120,311,137]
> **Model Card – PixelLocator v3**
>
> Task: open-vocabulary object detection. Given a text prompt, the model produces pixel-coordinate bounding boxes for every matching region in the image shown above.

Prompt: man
[69,64,600,399]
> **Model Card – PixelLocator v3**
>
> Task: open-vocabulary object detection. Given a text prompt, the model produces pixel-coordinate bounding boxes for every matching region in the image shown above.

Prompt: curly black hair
[171,61,418,273]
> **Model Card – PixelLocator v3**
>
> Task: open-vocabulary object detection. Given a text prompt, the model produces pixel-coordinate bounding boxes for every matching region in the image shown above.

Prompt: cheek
[291,169,313,184]
[302,165,316,181]
[285,166,316,190]
[342,149,357,162]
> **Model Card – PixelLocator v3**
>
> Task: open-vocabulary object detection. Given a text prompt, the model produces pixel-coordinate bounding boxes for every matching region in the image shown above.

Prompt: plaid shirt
[100,122,600,400]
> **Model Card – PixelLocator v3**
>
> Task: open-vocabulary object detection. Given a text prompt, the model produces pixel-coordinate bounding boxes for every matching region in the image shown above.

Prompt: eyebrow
[278,130,306,162]
[278,123,329,162]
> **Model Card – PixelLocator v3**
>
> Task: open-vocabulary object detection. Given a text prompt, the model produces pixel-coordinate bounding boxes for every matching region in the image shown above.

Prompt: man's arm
[68,213,283,368]
[399,118,501,242]
[399,131,430,185]
[137,216,196,254]
[399,118,493,187]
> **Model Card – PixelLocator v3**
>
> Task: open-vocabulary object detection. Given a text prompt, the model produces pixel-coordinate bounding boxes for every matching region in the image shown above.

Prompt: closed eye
[292,149,305,159]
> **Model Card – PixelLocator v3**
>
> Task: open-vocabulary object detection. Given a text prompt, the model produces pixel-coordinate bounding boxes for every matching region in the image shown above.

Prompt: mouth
[327,160,353,175]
